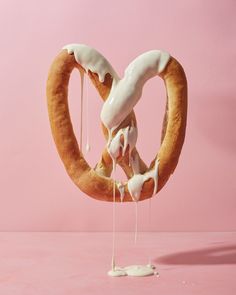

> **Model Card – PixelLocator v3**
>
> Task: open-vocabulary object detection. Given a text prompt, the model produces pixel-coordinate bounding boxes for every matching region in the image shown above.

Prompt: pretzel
[46,44,187,202]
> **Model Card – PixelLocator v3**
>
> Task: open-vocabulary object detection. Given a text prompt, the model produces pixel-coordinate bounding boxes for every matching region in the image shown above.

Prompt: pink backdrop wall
[0,0,235,231]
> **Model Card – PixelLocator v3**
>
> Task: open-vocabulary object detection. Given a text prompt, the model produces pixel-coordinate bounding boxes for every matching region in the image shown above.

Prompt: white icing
[100,50,170,130]
[107,125,137,163]
[111,160,117,272]
[85,143,90,152]
[148,198,152,265]
[134,201,138,244]
[63,44,119,83]
[85,73,90,153]
[128,159,159,202]
[117,182,125,202]
[80,72,84,152]
[108,264,157,277]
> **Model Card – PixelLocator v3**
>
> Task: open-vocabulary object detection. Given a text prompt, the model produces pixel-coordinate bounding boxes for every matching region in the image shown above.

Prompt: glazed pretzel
[46,47,187,202]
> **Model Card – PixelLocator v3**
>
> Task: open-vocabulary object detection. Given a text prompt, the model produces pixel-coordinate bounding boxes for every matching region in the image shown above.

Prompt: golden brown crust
[46,50,187,202]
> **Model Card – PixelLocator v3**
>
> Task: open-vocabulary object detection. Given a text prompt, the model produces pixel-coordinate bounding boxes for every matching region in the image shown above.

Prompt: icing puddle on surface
[108,264,159,277]
[64,44,166,277]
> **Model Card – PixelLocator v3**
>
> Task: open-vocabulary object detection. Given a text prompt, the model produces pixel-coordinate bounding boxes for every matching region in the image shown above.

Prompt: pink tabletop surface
[0,232,235,295]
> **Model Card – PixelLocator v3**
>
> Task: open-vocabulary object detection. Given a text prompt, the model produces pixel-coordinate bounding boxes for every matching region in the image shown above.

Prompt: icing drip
[85,74,90,153]
[111,160,117,271]
[85,143,90,153]
[117,182,125,202]
[108,264,158,277]
[107,125,137,163]
[128,159,159,202]
[80,72,84,152]
[134,201,138,244]
[148,198,152,265]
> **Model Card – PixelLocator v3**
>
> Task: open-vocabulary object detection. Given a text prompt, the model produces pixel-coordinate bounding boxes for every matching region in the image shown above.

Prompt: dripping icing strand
[111,160,117,271]
[148,198,152,265]
[107,125,138,163]
[117,182,125,202]
[80,72,84,152]
[85,74,90,153]
[134,201,138,244]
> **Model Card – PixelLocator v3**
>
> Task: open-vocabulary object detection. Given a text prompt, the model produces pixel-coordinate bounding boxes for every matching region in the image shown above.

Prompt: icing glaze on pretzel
[47,44,187,202]
[63,45,170,201]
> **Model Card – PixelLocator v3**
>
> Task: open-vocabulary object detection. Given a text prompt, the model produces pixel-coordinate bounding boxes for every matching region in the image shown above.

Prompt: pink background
[0,0,235,231]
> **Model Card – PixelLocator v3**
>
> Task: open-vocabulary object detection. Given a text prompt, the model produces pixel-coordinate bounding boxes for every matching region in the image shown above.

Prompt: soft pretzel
[46,44,187,202]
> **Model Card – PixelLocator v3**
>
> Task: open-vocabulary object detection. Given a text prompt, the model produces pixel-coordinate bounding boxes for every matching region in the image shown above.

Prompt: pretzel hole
[135,75,166,166]
[68,69,104,168]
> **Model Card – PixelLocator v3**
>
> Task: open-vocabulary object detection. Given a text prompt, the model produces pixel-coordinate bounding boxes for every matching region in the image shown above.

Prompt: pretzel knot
[46,44,187,202]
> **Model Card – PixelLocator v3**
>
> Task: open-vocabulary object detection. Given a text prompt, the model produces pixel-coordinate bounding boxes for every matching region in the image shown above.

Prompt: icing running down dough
[108,125,137,162]
[63,44,119,83]
[101,49,170,130]
[128,159,159,202]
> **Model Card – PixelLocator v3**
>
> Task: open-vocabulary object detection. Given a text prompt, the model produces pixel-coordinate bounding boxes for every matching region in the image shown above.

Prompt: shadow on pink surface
[156,244,236,265]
